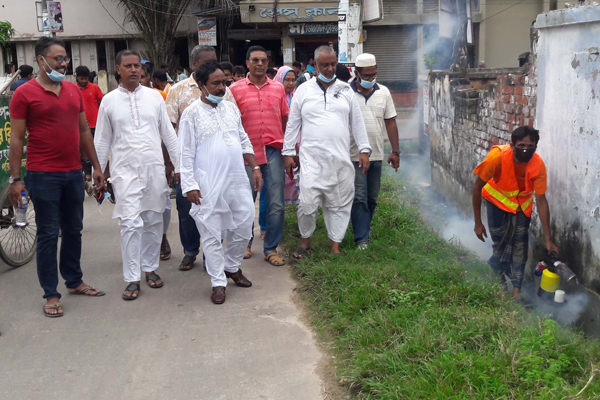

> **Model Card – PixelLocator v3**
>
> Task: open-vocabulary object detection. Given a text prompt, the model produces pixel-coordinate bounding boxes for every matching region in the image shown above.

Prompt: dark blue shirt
[10,78,30,91]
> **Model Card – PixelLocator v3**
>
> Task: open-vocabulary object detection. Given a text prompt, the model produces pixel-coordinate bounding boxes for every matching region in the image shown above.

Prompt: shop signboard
[288,23,338,35]
[198,18,217,46]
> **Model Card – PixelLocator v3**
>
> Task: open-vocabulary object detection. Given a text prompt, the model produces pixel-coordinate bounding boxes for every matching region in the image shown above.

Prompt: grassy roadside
[282,173,600,399]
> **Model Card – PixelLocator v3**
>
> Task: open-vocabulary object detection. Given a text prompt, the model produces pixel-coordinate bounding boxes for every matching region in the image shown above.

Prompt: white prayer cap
[356,53,377,67]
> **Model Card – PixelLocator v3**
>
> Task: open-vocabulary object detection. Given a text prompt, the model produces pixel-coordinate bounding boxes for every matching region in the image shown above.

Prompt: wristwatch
[8,176,21,184]
[391,150,401,156]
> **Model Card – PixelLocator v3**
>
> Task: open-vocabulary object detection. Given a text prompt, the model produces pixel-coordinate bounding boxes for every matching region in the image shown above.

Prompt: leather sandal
[146,272,164,288]
[265,252,285,266]
[243,245,252,259]
[179,255,196,271]
[122,283,140,300]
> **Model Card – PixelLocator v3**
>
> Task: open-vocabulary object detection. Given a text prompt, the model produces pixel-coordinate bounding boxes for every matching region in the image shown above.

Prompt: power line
[98,0,134,35]
[480,0,529,22]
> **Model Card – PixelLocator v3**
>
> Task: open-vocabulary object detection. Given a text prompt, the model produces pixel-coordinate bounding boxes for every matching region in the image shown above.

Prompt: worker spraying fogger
[472,126,559,298]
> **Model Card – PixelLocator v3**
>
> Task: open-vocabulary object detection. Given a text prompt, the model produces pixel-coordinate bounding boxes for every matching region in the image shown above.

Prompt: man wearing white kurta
[178,61,260,304]
[283,46,372,257]
[94,50,180,300]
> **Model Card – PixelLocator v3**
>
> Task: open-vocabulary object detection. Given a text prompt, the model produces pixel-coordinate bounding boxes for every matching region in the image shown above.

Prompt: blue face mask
[43,57,65,82]
[359,74,376,89]
[318,73,337,84]
[203,87,224,104]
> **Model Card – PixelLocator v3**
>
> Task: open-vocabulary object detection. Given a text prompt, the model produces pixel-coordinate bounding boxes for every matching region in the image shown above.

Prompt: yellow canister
[540,269,560,293]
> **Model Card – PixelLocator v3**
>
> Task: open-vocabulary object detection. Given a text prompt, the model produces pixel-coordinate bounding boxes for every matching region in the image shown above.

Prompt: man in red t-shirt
[75,65,103,183]
[9,37,106,318]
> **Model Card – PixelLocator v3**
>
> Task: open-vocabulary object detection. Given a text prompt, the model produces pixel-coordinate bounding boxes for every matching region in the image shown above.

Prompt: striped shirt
[230,77,290,165]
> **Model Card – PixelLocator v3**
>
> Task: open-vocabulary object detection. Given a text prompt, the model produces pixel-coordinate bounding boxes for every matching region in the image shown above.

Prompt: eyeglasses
[249,58,268,65]
[46,55,71,64]
[284,78,297,83]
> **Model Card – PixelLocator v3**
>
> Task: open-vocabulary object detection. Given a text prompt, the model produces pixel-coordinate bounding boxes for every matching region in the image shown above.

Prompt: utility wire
[98,0,134,35]
[480,0,528,22]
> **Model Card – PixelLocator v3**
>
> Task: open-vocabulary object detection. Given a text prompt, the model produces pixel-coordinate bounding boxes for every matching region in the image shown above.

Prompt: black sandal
[122,283,140,300]
[293,246,311,259]
[146,272,164,288]
[179,255,196,271]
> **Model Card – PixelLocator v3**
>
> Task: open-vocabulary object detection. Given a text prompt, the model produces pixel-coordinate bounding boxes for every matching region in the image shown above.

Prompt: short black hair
[18,64,34,77]
[75,65,90,77]
[511,126,539,145]
[267,68,276,75]
[336,64,351,83]
[34,36,65,58]
[142,64,152,76]
[219,61,234,72]
[160,64,168,69]
[232,65,246,75]
[246,45,267,60]
[115,49,141,65]
[194,60,221,86]
[152,69,168,82]
[176,66,184,72]
[292,61,302,69]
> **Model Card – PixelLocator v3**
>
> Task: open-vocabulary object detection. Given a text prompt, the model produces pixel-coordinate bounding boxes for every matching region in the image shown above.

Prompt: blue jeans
[246,146,285,255]
[25,169,85,300]
[259,184,267,231]
[351,161,382,244]
[175,180,200,257]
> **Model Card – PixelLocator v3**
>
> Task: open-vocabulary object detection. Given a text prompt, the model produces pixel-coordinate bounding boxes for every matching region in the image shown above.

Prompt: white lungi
[163,195,172,235]
[119,210,163,282]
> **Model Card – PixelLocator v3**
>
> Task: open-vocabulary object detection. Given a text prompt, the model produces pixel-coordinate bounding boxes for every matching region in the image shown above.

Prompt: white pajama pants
[195,224,248,288]
[163,195,171,235]
[119,210,163,283]
[298,193,353,243]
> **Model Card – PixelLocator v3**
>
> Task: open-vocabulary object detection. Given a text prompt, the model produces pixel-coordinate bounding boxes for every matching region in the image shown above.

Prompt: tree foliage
[0,21,15,46]
[114,0,195,67]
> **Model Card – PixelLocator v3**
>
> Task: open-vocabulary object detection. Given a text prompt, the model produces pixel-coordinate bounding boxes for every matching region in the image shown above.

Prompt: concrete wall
[533,6,600,291]
[479,0,544,68]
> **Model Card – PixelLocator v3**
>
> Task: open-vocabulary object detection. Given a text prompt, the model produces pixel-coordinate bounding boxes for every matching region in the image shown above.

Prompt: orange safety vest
[481,144,542,218]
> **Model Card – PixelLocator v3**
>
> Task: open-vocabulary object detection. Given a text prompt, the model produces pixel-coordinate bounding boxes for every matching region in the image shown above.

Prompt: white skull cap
[355,53,377,67]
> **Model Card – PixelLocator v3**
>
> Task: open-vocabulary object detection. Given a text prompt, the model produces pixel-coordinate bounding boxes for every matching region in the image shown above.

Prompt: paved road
[0,196,325,400]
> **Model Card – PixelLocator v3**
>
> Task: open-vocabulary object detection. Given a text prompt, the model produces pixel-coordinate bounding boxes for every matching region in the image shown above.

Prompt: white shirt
[350,82,397,161]
[178,99,254,239]
[94,85,179,219]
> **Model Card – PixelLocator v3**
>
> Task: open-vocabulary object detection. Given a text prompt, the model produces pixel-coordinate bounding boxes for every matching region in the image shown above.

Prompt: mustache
[215,91,225,96]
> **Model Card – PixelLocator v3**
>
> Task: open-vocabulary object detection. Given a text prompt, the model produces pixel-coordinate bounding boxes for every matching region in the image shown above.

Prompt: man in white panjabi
[283,46,372,257]
[179,61,261,305]
[94,50,180,301]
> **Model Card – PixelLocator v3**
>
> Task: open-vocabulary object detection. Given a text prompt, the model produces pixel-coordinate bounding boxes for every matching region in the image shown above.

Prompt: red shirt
[79,82,103,128]
[230,77,289,165]
[10,79,84,172]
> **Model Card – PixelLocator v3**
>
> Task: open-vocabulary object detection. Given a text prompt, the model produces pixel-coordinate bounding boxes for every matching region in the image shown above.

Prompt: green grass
[282,175,600,399]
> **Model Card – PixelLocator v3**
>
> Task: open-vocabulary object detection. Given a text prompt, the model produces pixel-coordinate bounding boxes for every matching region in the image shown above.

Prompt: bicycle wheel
[0,188,37,268]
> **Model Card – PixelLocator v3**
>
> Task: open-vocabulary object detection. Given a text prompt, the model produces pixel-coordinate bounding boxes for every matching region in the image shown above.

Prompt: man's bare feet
[512,287,521,298]
[44,298,63,317]
[331,241,341,254]
[67,283,105,296]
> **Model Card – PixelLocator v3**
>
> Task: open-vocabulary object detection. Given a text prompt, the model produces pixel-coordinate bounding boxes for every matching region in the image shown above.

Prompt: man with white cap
[283,45,372,258]
[349,53,400,250]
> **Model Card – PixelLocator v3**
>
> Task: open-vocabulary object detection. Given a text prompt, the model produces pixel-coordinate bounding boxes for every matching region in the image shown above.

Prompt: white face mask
[43,57,65,82]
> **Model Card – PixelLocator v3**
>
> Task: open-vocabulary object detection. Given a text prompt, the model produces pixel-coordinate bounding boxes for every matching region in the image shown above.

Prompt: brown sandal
[243,245,252,259]
[264,252,285,267]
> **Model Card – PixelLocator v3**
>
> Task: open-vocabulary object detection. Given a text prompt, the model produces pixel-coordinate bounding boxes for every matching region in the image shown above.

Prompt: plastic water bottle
[15,192,28,227]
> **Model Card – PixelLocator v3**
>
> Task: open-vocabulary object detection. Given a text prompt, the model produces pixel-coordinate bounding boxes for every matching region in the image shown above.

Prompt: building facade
[1,0,197,78]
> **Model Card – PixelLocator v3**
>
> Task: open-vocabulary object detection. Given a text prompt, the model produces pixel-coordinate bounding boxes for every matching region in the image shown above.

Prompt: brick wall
[427,61,536,215]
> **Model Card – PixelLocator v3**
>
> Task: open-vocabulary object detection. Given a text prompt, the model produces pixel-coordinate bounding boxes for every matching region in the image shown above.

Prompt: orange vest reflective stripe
[481,144,542,217]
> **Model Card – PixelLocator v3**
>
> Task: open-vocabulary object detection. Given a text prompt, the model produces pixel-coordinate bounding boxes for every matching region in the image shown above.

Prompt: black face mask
[514,147,535,163]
